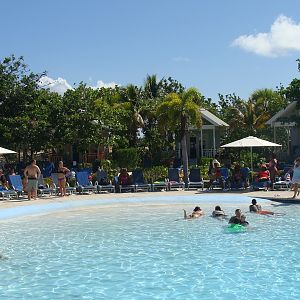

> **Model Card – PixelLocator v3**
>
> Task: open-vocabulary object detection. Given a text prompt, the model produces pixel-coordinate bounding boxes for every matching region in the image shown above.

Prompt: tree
[157,88,203,187]
[249,88,287,118]
[0,55,49,160]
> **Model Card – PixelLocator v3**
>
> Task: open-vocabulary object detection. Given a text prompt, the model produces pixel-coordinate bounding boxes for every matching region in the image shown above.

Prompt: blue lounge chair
[95,169,115,193]
[210,168,230,190]
[0,186,18,200]
[187,168,204,190]
[230,167,250,190]
[132,169,151,192]
[251,180,270,191]
[168,168,185,191]
[8,175,25,196]
[76,171,97,194]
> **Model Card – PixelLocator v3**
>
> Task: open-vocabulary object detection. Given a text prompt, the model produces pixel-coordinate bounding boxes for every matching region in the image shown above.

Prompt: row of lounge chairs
[0,167,292,200]
[0,168,204,200]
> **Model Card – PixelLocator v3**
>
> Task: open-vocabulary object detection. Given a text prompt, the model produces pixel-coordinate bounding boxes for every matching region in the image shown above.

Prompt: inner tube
[226,224,247,233]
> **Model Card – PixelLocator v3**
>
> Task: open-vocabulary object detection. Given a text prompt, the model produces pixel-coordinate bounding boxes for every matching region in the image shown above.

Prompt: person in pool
[249,199,262,213]
[183,206,204,219]
[228,209,242,224]
[240,214,249,226]
[249,199,274,215]
[212,205,225,217]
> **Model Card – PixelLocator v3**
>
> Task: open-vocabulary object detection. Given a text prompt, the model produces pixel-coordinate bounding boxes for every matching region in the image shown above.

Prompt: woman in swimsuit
[57,161,70,197]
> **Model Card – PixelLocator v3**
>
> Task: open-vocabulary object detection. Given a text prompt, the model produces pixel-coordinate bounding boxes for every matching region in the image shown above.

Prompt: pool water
[0,195,299,299]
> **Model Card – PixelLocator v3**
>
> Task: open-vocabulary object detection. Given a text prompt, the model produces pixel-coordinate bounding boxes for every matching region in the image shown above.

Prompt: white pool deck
[0,189,295,211]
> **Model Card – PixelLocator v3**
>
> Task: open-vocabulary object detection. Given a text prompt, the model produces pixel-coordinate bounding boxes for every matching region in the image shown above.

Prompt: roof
[200,108,229,127]
[266,101,297,125]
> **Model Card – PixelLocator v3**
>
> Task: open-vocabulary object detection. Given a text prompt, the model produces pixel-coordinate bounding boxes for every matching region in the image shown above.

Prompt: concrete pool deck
[0,188,296,211]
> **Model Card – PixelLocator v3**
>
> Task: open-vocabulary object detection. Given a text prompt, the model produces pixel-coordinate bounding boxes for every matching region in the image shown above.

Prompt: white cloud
[38,76,119,95]
[92,80,119,89]
[232,15,300,57]
[38,76,73,95]
[172,56,190,62]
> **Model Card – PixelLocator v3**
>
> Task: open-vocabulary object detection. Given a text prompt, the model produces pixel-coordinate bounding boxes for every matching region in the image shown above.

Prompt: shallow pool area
[0,195,299,299]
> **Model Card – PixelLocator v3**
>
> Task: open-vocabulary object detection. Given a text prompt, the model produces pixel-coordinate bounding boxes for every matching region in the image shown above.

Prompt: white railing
[202,149,217,158]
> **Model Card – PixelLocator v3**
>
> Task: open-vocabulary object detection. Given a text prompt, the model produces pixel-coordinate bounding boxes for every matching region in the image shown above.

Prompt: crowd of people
[206,154,300,197]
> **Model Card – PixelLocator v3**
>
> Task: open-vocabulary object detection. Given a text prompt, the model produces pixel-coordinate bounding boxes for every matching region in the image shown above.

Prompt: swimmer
[250,199,274,215]
[249,199,262,212]
[228,209,242,224]
[212,205,226,218]
[183,206,204,219]
[240,214,249,226]
[0,254,8,260]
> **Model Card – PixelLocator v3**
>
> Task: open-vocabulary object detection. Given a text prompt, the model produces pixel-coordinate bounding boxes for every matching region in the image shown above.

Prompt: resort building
[177,108,229,161]
[266,101,300,159]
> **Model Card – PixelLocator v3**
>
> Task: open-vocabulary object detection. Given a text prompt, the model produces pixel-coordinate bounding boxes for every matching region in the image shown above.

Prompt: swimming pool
[0,195,299,299]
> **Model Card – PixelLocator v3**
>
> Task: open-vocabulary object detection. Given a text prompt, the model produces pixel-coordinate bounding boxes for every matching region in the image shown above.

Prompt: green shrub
[197,157,211,167]
[113,148,141,169]
[143,166,168,183]
[68,178,76,187]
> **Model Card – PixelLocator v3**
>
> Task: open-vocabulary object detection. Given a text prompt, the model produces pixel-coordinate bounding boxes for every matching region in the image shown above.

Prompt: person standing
[268,153,278,188]
[291,158,300,199]
[57,161,70,197]
[24,159,41,200]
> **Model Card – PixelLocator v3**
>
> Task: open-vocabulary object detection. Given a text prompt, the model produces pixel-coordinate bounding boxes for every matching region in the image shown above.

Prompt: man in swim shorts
[24,159,41,200]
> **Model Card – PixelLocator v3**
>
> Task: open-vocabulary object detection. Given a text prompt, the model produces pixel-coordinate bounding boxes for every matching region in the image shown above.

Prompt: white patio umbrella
[221,136,281,170]
[0,147,17,155]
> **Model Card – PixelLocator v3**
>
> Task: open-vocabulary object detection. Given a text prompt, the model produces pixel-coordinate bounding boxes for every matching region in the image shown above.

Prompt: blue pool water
[0,195,299,299]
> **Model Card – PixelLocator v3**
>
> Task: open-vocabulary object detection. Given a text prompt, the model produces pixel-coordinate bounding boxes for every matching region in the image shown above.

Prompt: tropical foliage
[0,55,298,169]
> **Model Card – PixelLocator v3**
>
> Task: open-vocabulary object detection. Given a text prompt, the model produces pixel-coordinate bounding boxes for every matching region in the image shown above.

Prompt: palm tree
[157,88,203,187]
[143,74,162,99]
[249,88,286,117]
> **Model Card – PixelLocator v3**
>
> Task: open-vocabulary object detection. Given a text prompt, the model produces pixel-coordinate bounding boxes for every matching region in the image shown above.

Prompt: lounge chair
[187,168,204,190]
[132,169,151,192]
[51,173,76,195]
[251,180,270,191]
[151,180,168,192]
[273,172,292,191]
[0,186,18,200]
[210,168,230,190]
[119,181,135,193]
[8,175,25,196]
[76,171,97,194]
[37,174,55,197]
[95,169,115,193]
[168,168,185,191]
[230,167,250,190]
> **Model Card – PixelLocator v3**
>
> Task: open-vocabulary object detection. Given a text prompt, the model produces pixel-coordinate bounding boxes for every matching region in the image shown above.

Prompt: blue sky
[1,0,300,100]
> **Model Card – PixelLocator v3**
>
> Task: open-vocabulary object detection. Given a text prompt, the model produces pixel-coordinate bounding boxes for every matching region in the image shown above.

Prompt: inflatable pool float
[226,224,247,233]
